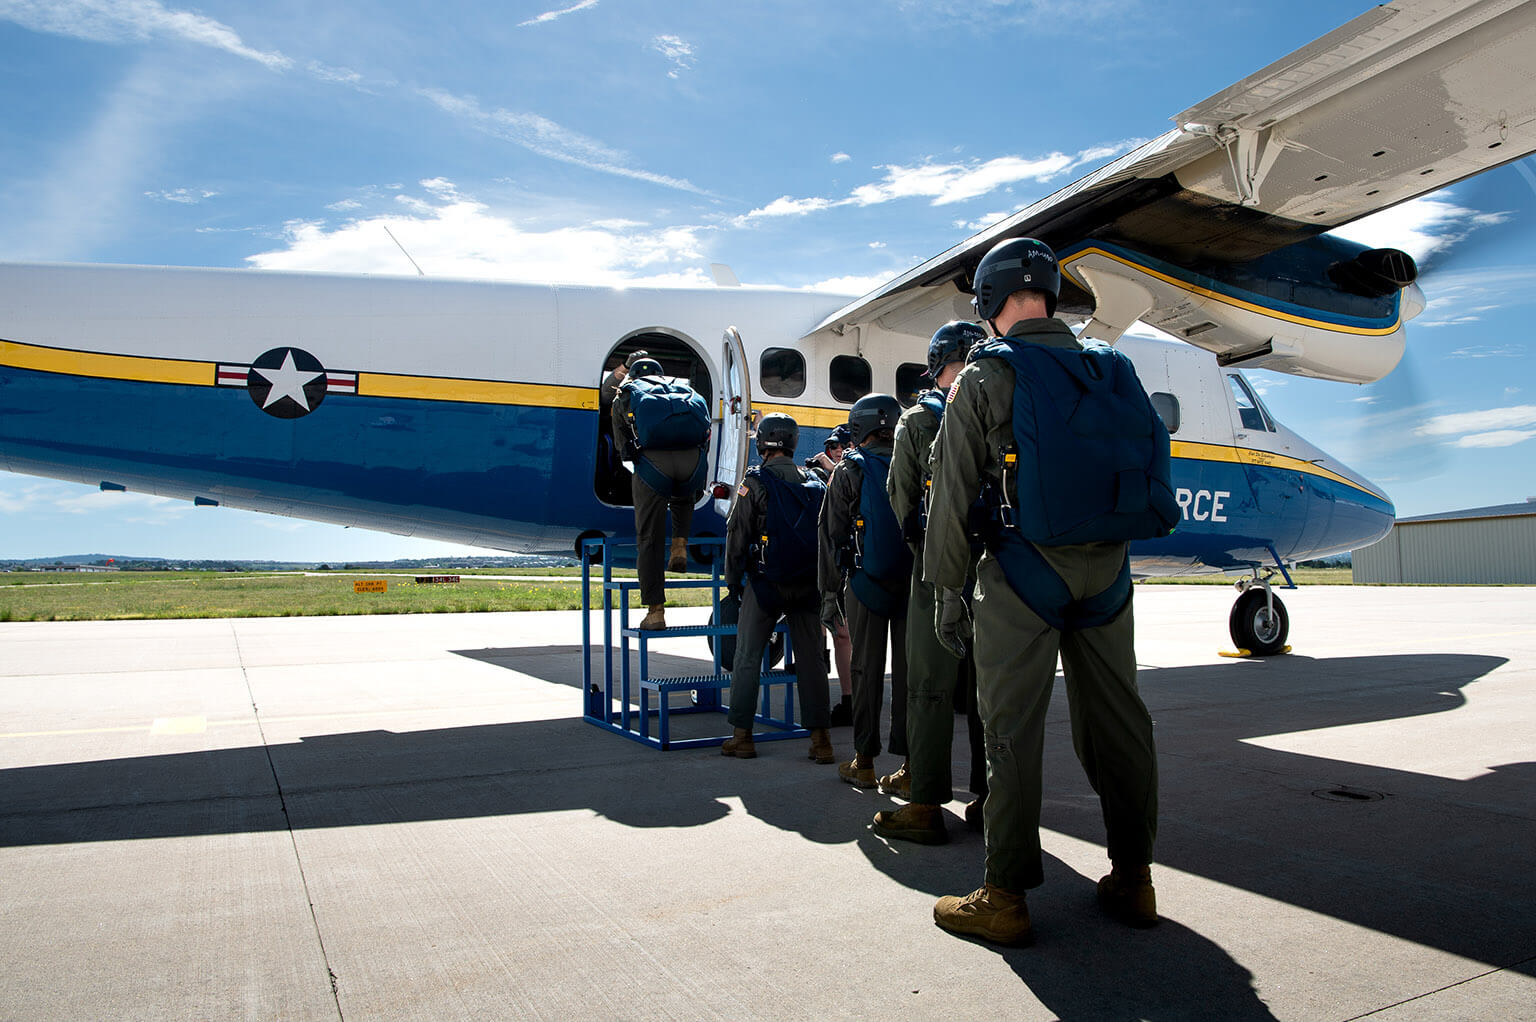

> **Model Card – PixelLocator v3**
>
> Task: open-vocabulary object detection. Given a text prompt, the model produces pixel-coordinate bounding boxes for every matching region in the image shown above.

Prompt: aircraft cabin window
[1150,392,1180,435]
[1226,374,1271,432]
[829,355,872,404]
[760,347,806,398]
[895,363,926,407]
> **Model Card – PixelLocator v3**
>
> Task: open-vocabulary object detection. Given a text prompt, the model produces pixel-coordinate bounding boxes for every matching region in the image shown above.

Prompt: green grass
[0,571,717,622]
[1140,567,1356,586]
[0,565,1363,622]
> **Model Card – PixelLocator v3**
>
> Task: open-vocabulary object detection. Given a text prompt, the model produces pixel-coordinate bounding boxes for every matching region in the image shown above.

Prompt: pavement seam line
[232,621,346,1021]
[1340,954,1536,1020]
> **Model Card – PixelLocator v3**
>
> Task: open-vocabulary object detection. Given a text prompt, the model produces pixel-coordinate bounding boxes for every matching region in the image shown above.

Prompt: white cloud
[245,180,713,287]
[804,274,888,296]
[1447,345,1525,359]
[737,140,1139,225]
[738,195,834,221]
[831,153,851,164]
[518,0,600,27]
[954,211,1009,231]
[1332,195,1510,264]
[651,35,695,78]
[1415,405,1536,438]
[145,187,216,204]
[0,0,291,70]
[420,88,705,194]
[1454,430,1536,449]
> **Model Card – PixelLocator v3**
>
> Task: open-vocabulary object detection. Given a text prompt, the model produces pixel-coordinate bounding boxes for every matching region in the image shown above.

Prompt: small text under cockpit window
[1226,374,1272,432]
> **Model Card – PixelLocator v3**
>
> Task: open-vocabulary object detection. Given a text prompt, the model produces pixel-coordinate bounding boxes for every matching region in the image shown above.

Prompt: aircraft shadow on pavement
[2,648,1531,988]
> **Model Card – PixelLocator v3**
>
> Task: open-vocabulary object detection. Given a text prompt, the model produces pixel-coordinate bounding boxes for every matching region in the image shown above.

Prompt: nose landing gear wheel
[1229,588,1289,656]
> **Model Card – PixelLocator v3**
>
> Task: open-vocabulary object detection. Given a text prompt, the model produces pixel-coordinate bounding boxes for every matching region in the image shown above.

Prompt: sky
[0,0,1532,561]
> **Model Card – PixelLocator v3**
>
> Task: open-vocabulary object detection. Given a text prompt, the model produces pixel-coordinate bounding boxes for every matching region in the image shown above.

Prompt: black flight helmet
[971,237,1060,320]
[628,357,664,378]
[849,393,902,443]
[925,321,986,376]
[755,412,799,457]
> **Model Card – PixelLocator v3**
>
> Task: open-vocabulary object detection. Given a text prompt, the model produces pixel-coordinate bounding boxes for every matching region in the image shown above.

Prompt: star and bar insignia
[216,347,358,419]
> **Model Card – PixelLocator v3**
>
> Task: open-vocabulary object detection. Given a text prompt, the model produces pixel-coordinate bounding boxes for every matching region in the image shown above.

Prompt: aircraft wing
[804,0,1536,381]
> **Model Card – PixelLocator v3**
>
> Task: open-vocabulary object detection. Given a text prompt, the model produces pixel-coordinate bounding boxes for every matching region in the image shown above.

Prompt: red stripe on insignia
[216,368,249,386]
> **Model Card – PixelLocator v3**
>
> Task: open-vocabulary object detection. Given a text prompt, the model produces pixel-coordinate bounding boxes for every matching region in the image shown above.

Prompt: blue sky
[0,0,1532,561]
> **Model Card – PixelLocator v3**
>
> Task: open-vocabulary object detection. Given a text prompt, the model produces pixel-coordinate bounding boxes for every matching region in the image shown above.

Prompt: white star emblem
[252,350,325,411]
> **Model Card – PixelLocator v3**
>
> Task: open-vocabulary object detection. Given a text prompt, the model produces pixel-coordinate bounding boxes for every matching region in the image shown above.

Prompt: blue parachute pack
[624,375,711,451]
[747,465,825,614]
[623,374,711,497]
[969,336,1178,630]
[842,447,912,619]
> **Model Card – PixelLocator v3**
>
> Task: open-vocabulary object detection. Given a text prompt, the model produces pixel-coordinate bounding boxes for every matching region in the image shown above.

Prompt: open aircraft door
[713,326,754,519]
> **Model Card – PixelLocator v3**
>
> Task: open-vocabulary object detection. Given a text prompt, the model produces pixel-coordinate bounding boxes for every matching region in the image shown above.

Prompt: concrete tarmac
[1,585,1533,1020]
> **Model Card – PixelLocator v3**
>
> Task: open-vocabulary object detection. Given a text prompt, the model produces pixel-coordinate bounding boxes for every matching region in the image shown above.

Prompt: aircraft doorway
[594,331,714,507]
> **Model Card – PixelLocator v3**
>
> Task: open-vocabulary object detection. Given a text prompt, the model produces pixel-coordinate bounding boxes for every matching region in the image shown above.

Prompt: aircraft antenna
[382,225,426,276]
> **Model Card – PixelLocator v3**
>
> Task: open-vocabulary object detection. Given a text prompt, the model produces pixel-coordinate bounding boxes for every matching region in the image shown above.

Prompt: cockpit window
[1226,374,1272,432]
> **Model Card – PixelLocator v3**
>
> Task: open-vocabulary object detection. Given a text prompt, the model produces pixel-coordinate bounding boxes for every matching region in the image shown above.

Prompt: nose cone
[1400,282,1426,322]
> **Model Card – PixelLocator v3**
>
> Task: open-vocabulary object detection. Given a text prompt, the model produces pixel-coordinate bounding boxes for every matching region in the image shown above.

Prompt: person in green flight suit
[720,412,835,765]
[872,320,989,845]
[925,237,1160,947]
[817,393,911,788]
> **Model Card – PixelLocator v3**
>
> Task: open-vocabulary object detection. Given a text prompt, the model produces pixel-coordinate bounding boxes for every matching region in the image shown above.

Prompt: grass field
[0,566,1358,622]
[0,571,715,622]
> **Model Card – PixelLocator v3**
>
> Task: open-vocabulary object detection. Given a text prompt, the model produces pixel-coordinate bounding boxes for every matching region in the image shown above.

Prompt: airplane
[2,0,1534,656]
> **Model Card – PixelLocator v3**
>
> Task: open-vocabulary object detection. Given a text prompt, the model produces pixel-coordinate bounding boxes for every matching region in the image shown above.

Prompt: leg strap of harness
[987,530,1130,631]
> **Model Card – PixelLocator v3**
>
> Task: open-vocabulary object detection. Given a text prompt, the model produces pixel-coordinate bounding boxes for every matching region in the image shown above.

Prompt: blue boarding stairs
[580,536,811,751]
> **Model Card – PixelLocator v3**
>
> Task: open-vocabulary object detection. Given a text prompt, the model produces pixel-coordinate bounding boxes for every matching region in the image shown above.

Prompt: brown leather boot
[720,727,756,759]
[838,754,876,788]
[668,537,688,572]
[807,728,834,764]
[638,605,666,631]
[934,883,1032,946]
[1097,863,1158,927]
[873,803,949,845]
[877,760,911,798]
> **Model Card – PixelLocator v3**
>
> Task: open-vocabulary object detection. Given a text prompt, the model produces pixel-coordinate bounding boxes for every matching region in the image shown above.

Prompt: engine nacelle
[1062,236,1417,384]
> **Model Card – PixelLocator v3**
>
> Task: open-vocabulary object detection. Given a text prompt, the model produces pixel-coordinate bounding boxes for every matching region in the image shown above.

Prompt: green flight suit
[888,394,986,806]
[924,317,1158,892]
[612,384,704,607]
[818,441,908,761]
[723,457,830,731]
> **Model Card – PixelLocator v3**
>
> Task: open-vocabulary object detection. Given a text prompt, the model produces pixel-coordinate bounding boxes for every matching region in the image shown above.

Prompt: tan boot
[721,727,756,759]
[638,605,666,631]
[877,760,911,798]
[873,802,949,845]
[1097,864,1158,927]
[668,537,688,573]
[807,728,834,764]
[934,883,1032,946]
[837,753,876,788]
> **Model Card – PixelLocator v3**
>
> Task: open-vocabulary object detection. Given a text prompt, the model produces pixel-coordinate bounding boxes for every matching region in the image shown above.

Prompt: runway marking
[150,716,208,735]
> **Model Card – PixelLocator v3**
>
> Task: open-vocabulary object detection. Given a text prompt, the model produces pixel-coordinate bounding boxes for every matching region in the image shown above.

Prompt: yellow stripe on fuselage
[1059,247,1403,337]
[0,338,211,386]
[359,372,596,409]
[1171,439,1386,502]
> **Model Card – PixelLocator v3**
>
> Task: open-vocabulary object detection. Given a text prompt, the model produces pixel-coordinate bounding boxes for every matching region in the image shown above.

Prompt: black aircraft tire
[705,595,785,668]
[1229,589,1289,656]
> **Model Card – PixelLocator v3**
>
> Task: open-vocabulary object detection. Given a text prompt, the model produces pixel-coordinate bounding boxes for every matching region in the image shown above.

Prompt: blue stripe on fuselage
[0,365,726,555]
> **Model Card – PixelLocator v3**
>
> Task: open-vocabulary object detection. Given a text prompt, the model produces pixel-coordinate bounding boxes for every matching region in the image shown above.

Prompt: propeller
[1344,156,1536,485]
